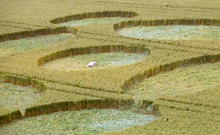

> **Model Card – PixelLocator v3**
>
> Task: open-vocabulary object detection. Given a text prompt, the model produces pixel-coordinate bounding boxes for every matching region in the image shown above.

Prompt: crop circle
[2,1,220,134]
[0,109,156,135]
[50,11,138,26]
[0,27,76,57]
[129,61,220,101]
[0,75,45,115]
[114,19,220,40]
[38,45,150,70]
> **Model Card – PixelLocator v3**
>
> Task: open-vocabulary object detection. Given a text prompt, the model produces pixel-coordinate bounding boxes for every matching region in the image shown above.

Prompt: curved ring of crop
[37,44,150,66]
[0,74,46,124]
[113,19,220,31]
[0,26,77,43]
[0,74,46,92]
[122,53,220,93]
[1,88,159,125]
[50,11,139,24]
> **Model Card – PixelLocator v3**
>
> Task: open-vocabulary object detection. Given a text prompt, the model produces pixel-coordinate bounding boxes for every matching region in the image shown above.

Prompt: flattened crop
[0,83,42,115]
[130,62,220,101]
[117,25,220,40]
[38,45,150,70]
[114,19,220,40]
[0,109,156,135]
[43,52,147,71]
[0,27,76,57]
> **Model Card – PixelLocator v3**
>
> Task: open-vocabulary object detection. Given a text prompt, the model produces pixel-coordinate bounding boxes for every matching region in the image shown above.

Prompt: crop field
[1,0,220,134]
[44,52,148,71]
[0,33,74,58]
[117,25,220,40]
[58,17,129,27]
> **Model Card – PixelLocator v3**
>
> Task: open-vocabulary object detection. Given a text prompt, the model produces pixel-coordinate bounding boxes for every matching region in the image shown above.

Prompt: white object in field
[87,61,97,67]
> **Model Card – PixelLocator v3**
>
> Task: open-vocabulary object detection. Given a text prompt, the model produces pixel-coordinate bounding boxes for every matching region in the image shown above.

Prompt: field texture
[1,0,220,134]
[117,25,220,40]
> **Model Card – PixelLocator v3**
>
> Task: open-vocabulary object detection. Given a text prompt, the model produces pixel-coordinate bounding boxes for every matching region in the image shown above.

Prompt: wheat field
[1,0,220,134]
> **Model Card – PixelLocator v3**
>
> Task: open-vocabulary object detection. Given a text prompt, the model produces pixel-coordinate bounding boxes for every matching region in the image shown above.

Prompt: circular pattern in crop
[43,52,147,71]
[114,19,220,40]
[2,1,220,134]
[129,62,220,101]
[50,11,138,26]
[0,82,43,115]
[0,34,73,57]
[0,109,156,135]
[0,27,76,57]
[117,25,220,40]
[38,45,149,70]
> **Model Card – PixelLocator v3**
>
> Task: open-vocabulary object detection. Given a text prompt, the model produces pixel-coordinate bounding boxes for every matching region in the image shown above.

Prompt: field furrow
[44,82,132,100]
[156,99,220,116]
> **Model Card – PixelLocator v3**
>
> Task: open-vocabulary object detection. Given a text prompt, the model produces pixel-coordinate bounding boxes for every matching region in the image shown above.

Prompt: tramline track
[0,71,124,95]
[87,1,220,13]
[157,98,220,116]
[77,31,219,55]
[94,1,220,11]
[0,24,31,30]
[45,82,131,100]
[78,30,220,52]
[159,97,220,110]
[42,80,124,94]
[0,20,47,29]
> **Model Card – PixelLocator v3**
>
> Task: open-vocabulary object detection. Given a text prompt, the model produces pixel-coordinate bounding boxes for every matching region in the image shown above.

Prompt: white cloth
[87,62,97,67]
